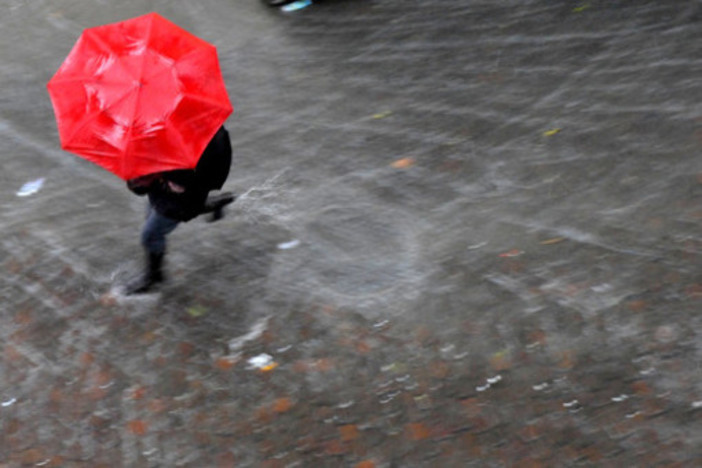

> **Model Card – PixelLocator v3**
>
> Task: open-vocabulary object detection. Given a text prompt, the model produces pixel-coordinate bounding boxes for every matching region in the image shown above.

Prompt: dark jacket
[127,126,232,222]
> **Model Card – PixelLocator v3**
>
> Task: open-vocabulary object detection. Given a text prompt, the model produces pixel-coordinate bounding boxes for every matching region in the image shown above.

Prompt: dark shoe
[203,192,235,222]
[125,252,164,295]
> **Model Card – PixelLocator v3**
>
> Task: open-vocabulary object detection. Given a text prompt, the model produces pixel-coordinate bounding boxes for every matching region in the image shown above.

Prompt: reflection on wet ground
[1,0,702,465]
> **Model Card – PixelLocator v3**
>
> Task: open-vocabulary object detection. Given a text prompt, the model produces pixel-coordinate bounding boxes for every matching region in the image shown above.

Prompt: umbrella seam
[122,13,156,179]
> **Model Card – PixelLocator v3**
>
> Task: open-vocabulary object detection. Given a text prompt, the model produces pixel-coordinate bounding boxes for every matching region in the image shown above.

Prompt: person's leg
[125,208,180,295]
[141,208,180,255]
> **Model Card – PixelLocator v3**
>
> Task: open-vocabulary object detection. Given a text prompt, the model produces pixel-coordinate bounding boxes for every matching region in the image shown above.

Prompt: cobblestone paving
[2,0,702,466]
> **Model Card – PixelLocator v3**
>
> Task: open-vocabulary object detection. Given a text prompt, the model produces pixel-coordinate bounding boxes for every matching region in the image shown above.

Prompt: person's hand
[167,181,185,193]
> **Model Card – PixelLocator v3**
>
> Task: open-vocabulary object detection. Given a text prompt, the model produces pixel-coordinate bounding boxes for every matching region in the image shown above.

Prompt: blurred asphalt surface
[1,0,702,466]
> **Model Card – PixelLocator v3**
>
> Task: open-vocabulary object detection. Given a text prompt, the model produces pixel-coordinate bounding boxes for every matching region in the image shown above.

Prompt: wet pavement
[2,0,702,466]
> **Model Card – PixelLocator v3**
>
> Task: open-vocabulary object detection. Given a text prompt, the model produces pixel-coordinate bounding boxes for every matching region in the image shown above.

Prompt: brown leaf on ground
[127,419,148,436]
[273,397,292,413]
[391,157,416,169]
[79,352,94,366]
[685,284,702,298]
[355,461,376,468]
[324,439,347,455]
[627,300,647,312]
[557,350,575,369]
[431,360,450,378]
[314,358,334,372]
[216,452,236,468]
[339,424,360,442]
[178,342,195,358]
[355,340,372,354]
[5,419,20,435]
[20,449,45,465]
[49,388,63,404]
[406,422,431,441]
[256,407,273,424]
[489,350,512,371]
[293,360,309,373]
[632,380,652,395]
[528,329,547,347]
[540,237,565,245]
[131,387,147,400]
[215,356,238,370]
[127,419,149,436]
[140,331,158,343]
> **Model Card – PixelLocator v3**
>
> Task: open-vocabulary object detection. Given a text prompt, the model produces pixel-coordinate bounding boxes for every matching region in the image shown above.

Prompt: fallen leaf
[558,350,575,369]
[543,128,561,137]
[273,397,292,413]
[406,422,431,441]
[391,157,415,169]
[339,424,360,441]
[80,352,95,366]
[540,237,565,245]
[127,419,148,436]
[355,461,376,468]
[355,340,372,353]
[632,381,651,395]
[528,329,547,346]
[187,305,208,317]
[20,448,44,465]
[627,300,647,312]
[255,407,273,423]
[489,350,512,371]
[216,356,238,370]
[293,360,309,373]
[179,342,195,357]
[430,360,450,378]
[314,358,334,372]
[372,111,392,119]
[499,249,524,258]
[324,439,347,455]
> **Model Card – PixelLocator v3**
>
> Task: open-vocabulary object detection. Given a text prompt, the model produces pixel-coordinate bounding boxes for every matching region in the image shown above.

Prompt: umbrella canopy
[196,126,232,191]
[47,12,233,180]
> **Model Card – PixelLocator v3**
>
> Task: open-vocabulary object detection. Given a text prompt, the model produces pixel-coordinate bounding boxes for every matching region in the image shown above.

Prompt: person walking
[124,126,235,295]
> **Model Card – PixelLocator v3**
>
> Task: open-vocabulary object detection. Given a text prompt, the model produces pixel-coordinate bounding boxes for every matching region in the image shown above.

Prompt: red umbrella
[47,12,233,180]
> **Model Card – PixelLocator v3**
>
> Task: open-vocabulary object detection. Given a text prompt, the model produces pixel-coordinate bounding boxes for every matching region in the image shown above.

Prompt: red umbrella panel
[47,12,233,180]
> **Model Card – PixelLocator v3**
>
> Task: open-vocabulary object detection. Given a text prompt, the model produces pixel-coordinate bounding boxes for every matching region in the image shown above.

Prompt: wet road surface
[1,0,702,466]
